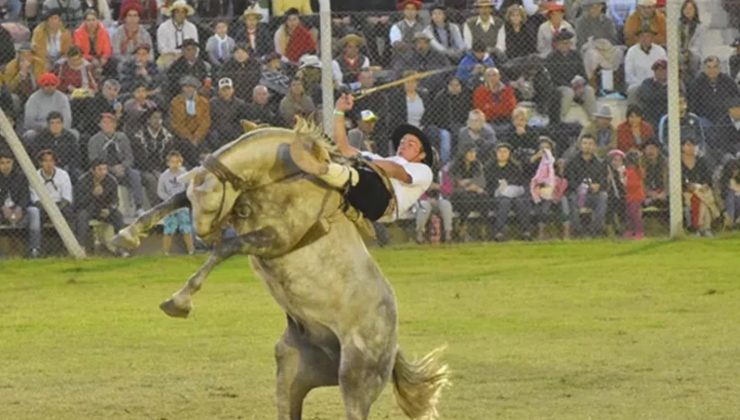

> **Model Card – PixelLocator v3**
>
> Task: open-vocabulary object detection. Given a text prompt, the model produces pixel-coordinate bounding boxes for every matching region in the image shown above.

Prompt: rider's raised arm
[333,94,360,158]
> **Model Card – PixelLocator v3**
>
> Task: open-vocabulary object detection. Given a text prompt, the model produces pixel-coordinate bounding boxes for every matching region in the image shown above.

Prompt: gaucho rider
[291,93,434,222]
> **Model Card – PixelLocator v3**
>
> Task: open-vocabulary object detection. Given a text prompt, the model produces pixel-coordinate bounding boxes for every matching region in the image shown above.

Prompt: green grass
[2,236,740,419]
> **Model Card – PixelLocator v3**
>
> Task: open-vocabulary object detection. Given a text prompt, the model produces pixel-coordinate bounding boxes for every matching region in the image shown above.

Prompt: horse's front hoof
[112,226,140,250]
[159,298,191,318]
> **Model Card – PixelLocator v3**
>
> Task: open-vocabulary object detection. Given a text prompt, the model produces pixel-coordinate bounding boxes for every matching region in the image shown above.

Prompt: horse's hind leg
[113,191,190,250]
[339,343,396,420]
[275,317,339,420]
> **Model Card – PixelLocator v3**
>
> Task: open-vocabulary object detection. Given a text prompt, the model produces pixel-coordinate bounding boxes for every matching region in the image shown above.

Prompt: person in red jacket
[616,103,655,152]
[73,9,114,78]
[472,67,517,127]
[623,150,646,239]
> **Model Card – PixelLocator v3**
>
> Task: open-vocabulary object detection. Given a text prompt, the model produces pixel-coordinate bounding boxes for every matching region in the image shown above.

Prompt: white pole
[318,0,334,139]
[0,110,87,258]
[666,1,684,239]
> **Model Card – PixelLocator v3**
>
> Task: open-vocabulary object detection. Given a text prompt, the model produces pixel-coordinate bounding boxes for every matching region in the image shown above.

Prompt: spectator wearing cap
[484,142,532,241]
[118,0,158,26]
[208,78,248,151]
[232,6,273,59]
[348,110,379,153]
[579,105,616,159]
[681,136,717,236]
[423,5,465,62]
[74,158,125,251]
[88,112,147,213]
[118,43,158,94]
[0,149,42,257]
[170,75,211,168]
[56,46,99,95]
[131,108,174,186]
[687,56,740,125]
[392,31,450,95]
[41,0,84,29]
[296,55,324,106]
[731,37,740,81]
[3,43,46,103]
[635,59,668,128]
[30,111,81,180]
[274,8,317,65]
[497,4,537,61]
[564,134,608,237]
[536,3,576,58]
[30,149,75,238]
[463,0,504,56]
[545,30,597,122]
[457,109,497,163]
[279,77,316,126]
[73,9,113,76]
[455,40,495,89]
[473,67,517,127]
[217,44,262,102]
[428,76,471,162]
[332,33,370,87]
[122,81,156,138]
[576,0,618,50]
[708,97,740,162]
[624,27,667,96]
[272,0,312,16]
[389,0,424,55]
[244,85,279,127]
[642,137,668,208]
[110,2,153,60]
[23,73,72,140]
[206,20,236,69]
[165,38,211,101]
[156,0,198,69]
[617,104,654,152]
[31,9,73,68]
[624,0,666,47]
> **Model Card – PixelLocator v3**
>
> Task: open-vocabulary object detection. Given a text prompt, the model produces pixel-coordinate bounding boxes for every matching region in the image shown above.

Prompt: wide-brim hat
[340,33,365,47]
[593,105,613,119]
[163,0,195,17]
[242,5,262,19]
[298,54,321,69]
[391,124,434,167]
[397,0,422,10]
[637,0,656,6]
[473,0,494,7]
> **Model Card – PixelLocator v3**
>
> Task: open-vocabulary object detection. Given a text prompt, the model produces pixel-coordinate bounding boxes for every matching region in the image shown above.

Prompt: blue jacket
[456,51,495,88]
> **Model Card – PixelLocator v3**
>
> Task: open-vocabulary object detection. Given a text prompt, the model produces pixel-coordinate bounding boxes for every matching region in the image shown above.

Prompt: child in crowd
[623,150,645,239]
[206,20,235,68]
[605,149,626,233]
[157,151,194,255]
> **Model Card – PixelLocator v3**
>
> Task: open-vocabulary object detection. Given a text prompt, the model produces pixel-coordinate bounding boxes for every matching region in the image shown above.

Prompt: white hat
[298,54,321,69]
[637,0,656,6]
[163,0,195,17]
[218,78,233,89]
[360,110,378,122]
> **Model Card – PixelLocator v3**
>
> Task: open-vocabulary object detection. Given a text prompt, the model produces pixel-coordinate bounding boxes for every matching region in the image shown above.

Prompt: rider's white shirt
[361,152,433,222]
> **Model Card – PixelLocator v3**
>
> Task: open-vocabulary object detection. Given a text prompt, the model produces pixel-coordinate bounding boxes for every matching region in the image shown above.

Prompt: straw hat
[163,0,195,17]
[340,33,365,47]
[242,5,262,19]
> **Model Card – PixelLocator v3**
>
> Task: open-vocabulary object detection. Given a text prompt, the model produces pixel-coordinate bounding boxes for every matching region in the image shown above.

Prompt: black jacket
[484,160,526,194]
[427,88,471,131]
[29,129,81,174]
[545,50,587,88]
[75,172,119,212]
[230,22,274,59]
[218,58,262,102]
[564,154,607,194]
[0,166,31,209]
[166,57,211,101]
[209,96,248,150]
[687,73,740,124]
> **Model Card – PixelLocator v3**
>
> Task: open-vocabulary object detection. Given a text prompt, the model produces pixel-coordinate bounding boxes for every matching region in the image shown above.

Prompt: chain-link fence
[0,0,739,257]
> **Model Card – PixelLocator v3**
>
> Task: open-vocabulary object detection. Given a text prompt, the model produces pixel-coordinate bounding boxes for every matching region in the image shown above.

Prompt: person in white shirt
[30,149,74,257]
[156,0,198,69]
[290,94,434,222]
[624,27,667,99]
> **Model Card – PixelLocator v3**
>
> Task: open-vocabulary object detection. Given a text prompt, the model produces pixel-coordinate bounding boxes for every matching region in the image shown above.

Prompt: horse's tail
[391,346,450,419]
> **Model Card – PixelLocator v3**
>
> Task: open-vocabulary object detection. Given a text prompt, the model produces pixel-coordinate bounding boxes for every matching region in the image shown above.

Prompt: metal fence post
[666,0,684,239]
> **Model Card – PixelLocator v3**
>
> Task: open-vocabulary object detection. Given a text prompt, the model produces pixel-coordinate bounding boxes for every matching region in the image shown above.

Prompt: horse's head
[183,167,241,240]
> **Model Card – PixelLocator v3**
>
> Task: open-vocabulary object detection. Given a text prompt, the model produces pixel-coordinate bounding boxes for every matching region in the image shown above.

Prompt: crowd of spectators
[0,0,738,256]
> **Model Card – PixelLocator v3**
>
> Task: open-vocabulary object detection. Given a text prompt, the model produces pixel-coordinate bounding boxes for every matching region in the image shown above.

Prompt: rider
[290,93,434,222]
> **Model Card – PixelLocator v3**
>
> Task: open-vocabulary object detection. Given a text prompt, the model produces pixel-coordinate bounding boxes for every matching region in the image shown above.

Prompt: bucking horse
[112,118,449,419]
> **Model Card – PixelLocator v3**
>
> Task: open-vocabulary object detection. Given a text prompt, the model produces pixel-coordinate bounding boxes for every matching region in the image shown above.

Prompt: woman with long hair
[274,8,316,65]
[497,4,536,60]
[678,0,706,82]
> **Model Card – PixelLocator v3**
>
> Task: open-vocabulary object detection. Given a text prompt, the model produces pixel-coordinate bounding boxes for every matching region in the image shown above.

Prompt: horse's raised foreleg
[159,227,279,318]
[112,191,190,250]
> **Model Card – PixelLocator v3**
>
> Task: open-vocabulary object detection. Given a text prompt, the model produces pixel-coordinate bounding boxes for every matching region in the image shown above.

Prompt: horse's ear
[195,173,220,192]
[178,167,201,185]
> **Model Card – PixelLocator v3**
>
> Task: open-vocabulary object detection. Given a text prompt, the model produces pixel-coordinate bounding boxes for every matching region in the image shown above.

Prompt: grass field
[2,236,740,420]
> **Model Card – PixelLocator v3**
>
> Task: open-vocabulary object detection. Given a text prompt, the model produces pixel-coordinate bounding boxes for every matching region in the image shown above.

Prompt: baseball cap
[218,77,233,89]
[360,110,378,123]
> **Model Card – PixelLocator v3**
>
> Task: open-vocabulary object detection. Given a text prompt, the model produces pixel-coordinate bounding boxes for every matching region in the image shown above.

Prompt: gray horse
[114,119,449,420]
